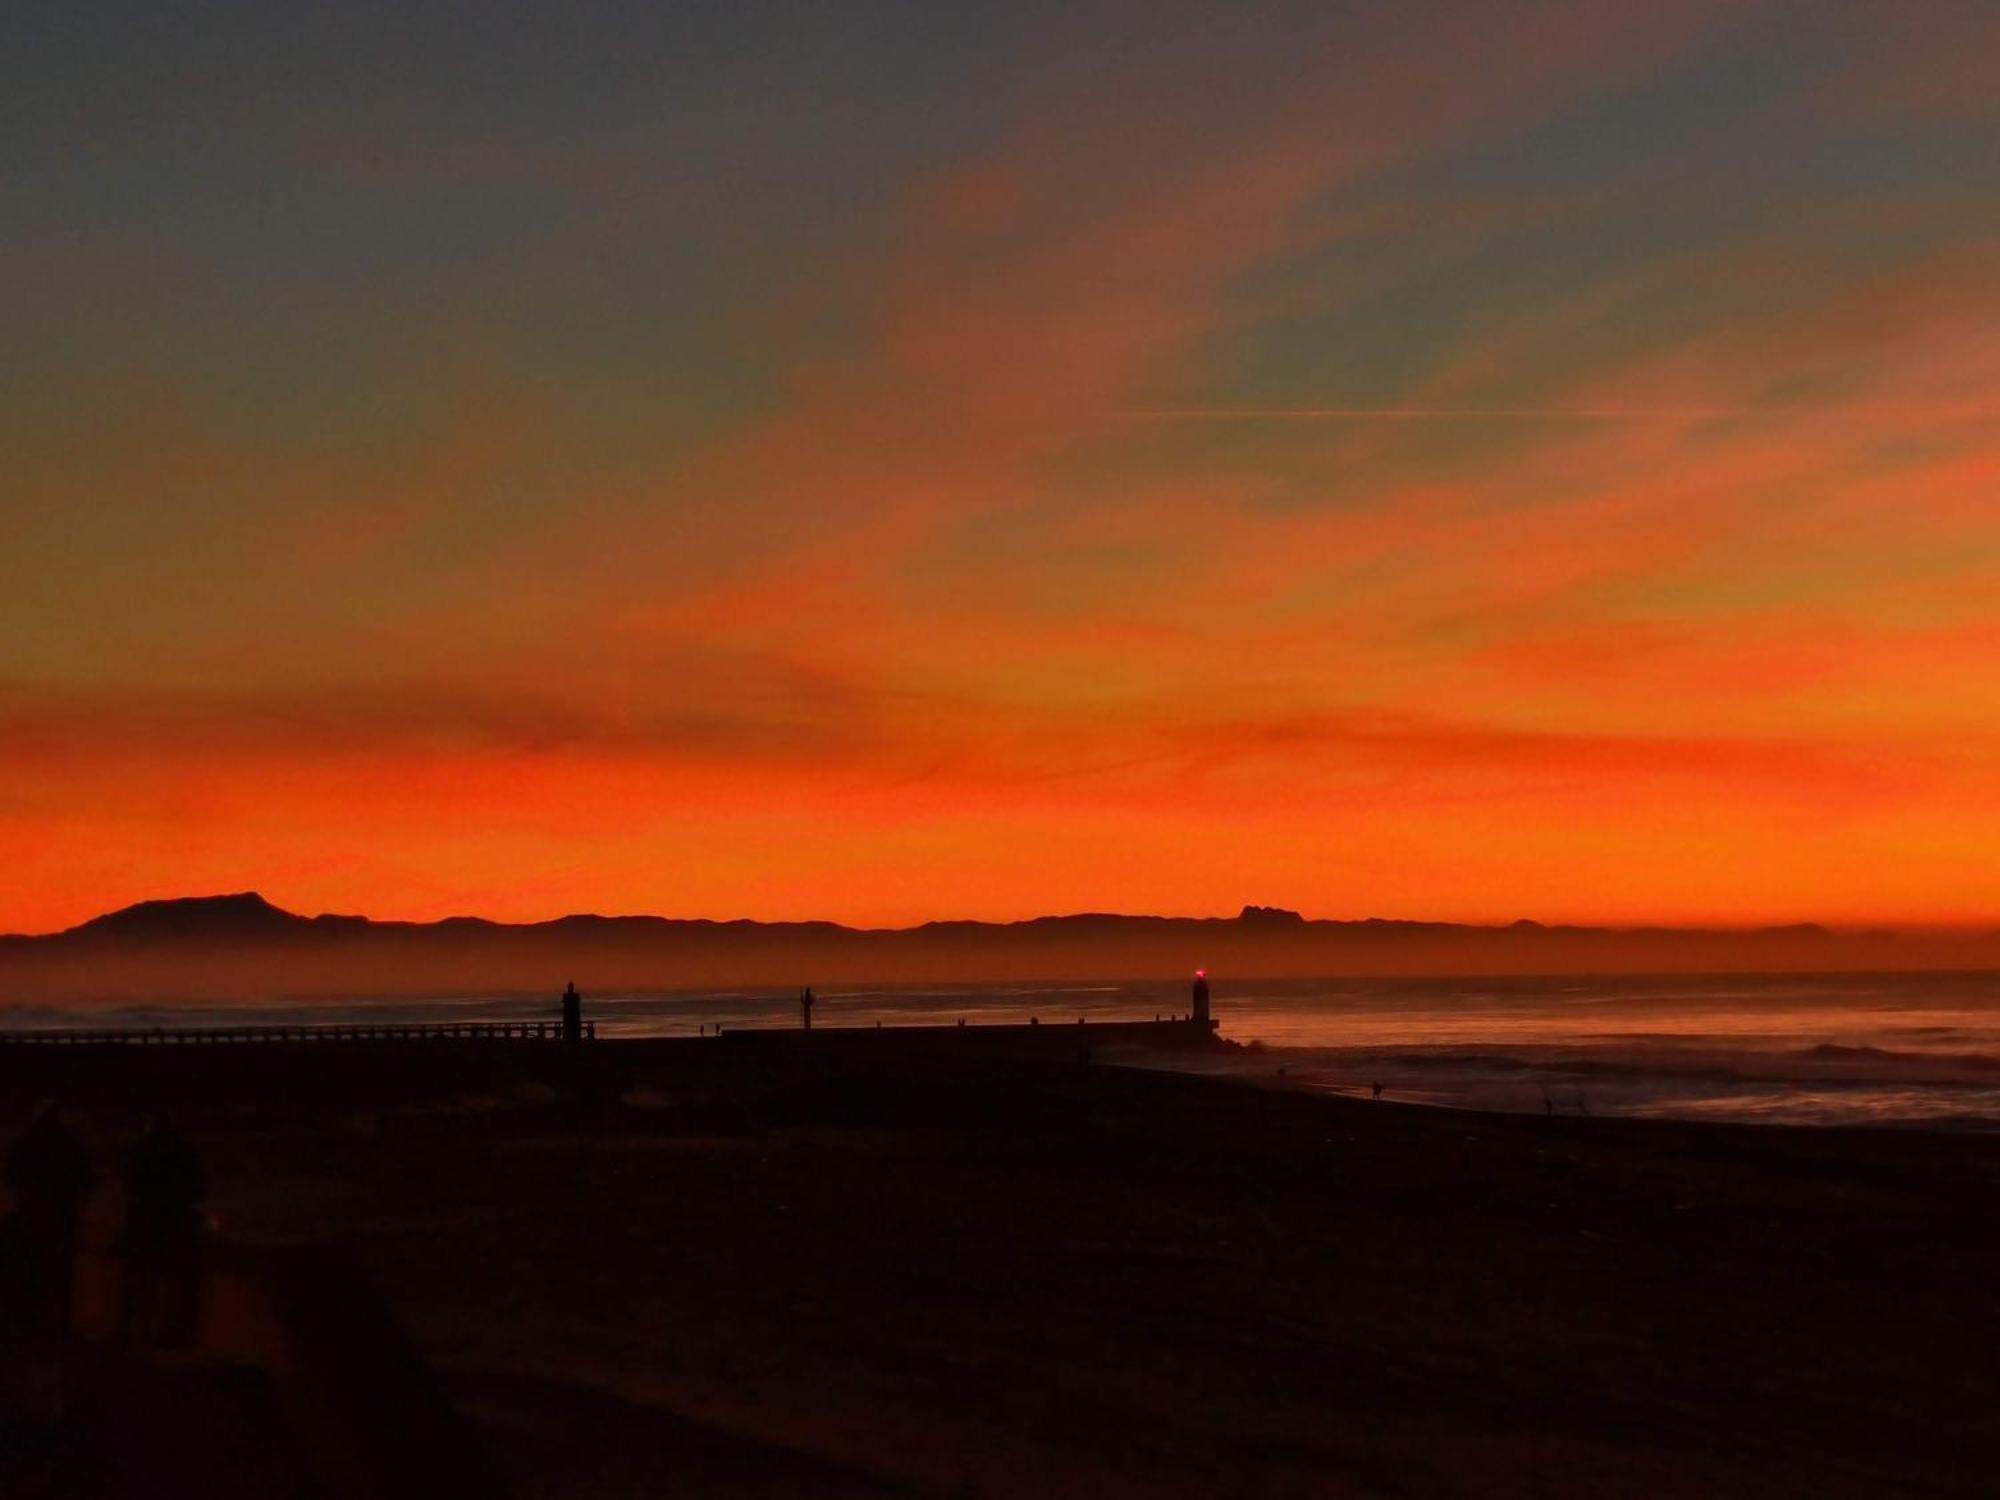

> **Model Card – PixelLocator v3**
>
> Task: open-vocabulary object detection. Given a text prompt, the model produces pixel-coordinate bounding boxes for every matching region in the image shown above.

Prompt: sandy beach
[5,1031,1998,1497]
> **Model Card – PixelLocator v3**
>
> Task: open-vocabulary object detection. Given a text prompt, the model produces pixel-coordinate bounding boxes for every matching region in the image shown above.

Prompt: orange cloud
[7,2,1998,936]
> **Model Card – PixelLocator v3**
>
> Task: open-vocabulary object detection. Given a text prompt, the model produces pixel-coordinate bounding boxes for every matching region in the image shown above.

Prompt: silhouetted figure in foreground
[118,1110,207,1348]
[561,981,583,1043]
[800,986,815,1031]
[4,1102,94,1337]
[1371,1081,1383,1101]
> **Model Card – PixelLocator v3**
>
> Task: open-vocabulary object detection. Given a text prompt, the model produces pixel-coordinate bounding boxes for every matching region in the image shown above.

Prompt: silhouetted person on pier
[118,1109,207,1348]
[800,986,815,1031]
[562,981,583,1043]
[3,1101,93,1337]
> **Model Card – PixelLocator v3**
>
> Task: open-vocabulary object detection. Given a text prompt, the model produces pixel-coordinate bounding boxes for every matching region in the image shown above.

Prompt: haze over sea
[16,972,2000,1132]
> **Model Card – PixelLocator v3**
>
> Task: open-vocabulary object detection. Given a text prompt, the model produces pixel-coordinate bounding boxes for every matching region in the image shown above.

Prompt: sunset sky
[4,2,1997,933]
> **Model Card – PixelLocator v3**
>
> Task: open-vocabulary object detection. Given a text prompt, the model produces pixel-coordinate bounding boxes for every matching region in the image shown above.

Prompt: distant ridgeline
[1,893,1996,1003]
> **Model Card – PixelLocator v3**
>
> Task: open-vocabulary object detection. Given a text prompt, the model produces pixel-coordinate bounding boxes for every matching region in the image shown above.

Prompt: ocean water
[1178,972,2000,1132]
[13,971,2000,1131]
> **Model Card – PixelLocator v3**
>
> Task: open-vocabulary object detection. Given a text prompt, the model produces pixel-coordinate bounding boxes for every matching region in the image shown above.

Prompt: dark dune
[5,1035,1996,1497]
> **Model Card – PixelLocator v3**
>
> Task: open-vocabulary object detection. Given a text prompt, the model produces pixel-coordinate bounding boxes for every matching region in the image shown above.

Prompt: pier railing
[0,1020,595,1046]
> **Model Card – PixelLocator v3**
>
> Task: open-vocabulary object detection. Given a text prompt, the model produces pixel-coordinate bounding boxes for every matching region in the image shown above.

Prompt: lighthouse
[1191,969,1212,1029]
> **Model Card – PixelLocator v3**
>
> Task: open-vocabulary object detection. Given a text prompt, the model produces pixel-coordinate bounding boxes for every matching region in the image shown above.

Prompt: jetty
[0,1019,596,1046]
[0,1017,1230,1050]
[0,975,1220,1051]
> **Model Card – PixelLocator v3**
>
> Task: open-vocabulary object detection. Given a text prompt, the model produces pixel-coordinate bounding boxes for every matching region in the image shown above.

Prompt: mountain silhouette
[0,892,1989,1006]
[73,892,316,940]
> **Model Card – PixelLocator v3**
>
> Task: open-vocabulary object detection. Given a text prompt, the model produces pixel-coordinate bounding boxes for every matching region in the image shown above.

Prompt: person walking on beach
[118,1109,208,1348]
[3,1101,94,1337]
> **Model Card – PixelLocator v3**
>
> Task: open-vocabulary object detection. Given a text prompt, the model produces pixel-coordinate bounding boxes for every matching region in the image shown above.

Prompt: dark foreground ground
[5,1033,1998,1497]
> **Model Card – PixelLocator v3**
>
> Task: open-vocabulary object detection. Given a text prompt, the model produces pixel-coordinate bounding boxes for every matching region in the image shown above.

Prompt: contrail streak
[1128,405,1997,424]
[1125,407,1745,421]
